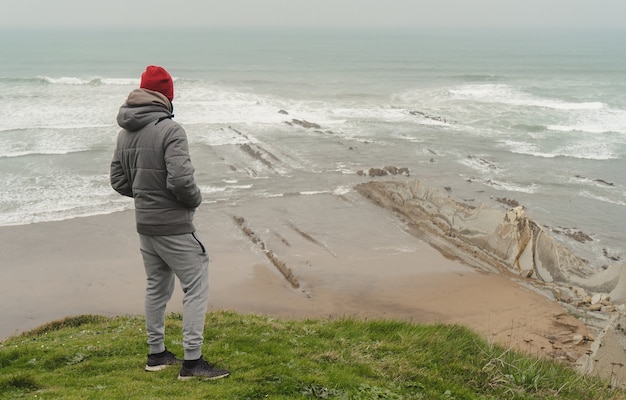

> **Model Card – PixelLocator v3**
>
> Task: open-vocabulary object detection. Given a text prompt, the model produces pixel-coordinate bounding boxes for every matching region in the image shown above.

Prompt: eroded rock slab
[355,179,626,384]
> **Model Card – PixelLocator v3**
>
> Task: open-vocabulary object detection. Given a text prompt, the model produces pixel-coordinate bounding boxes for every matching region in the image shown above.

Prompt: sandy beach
[0,187,592,363]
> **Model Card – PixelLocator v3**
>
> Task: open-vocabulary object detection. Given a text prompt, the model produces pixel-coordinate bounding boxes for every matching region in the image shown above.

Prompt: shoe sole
[145,364,170,372]
[177,372,230,381]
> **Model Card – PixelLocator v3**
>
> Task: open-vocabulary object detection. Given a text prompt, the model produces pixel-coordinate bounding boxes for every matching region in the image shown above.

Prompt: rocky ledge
[355,179,626,385]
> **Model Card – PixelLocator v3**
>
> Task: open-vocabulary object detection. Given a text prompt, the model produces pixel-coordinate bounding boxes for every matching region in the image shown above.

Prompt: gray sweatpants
[139,232,209,361]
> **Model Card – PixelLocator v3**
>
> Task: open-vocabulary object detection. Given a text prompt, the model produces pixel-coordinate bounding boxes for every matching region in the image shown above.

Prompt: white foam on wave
[500,139,617,160]
[300,190,331,196]
[330,105,451,128]
[0,119,115,133]
[0,137,90,159]
[0,206,131,227]
[0,172,129,226]
[189,127,258,147]
[547,107,626,135]
[570,176,621,192]
[199,185,227,194]
[449,84,605,111]
[332,162,357,175]
[199,183,253,194]
[229,184,254,190]
[42,76,90,85]
[458,155,501,174]
[481,179,540,194]
[0,126,113,159]
[175,83,292,125]
[0,148,90,159]
[333,185,352,196]
[256,189,335,199]
[41,76,139,86]
[99,78,139,85]
[7,76,400,142]
[3,81,125,132]
[556,141,617,160]
[579,190,626,206]
[176,82,445,130]
[499,140,549,157]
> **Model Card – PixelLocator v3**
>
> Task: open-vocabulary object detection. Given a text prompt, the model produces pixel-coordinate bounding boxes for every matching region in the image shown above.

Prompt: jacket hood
[117,88,173,132]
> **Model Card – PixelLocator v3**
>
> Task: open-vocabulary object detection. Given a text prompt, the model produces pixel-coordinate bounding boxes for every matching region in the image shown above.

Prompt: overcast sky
[1,0,625,30]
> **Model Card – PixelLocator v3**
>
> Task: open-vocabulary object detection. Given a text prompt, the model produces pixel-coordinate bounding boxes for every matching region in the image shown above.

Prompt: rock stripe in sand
[233,216,300,289]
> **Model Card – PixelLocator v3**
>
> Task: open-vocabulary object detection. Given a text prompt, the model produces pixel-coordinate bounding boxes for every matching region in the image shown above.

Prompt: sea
[1,28,624,268]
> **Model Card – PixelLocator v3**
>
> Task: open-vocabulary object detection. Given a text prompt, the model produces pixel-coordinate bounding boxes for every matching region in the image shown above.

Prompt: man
[110,65,229,381]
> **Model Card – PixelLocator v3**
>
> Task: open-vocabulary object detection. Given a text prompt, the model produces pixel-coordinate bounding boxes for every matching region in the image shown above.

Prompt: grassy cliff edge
[1,312,623,399]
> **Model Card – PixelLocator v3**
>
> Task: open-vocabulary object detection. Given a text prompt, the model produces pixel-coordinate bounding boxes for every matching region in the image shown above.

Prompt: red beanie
[140,65,174,101]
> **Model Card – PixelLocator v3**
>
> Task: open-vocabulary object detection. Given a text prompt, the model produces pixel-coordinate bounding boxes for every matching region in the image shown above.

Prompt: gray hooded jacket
[110,88,202,235]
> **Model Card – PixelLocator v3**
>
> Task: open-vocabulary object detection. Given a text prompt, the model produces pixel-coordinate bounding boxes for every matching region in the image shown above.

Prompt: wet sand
[0,190,590,360]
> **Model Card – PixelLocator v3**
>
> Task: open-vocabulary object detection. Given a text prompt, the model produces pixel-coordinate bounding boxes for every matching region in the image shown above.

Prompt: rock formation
[233,216,300,289]
[355,179,626,384]
[285,119,322,129]
[357,166,410,177]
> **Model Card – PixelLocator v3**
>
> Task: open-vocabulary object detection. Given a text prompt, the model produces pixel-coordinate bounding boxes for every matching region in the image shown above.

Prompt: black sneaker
[178,357,230,381]
[145,350,182,371]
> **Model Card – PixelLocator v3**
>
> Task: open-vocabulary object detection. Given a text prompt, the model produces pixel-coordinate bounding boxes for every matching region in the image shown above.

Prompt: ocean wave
[511,124,547,133]
[43,76,91,85]
[199,183,254,194]
[0,123,113,133]
[553,141,617,160]
[199,185,227,194]
[191,128,258,147]
[571,175,619,189]
[333,185,353,196]
[0,77,46,85]
[175,86,295,125]
[300,190,331,196]
[40,76,138,86]
[99,78,139,85]
[229,184,254,190]
[0,173,129,227]
[450,74,504,82]
[449,84,605,111]
[499,141,556,158]
[579,190,626,206]
[258,189,333,199]
[0,123,114,136]
[332,162,351,174]
[0,205,131,227]
[500,140,618,160]
[0,127,31,135]
[0,148,91,159]
[547,109,626,135]
[480,179,540,194]
[0,126,112,159]
[458,155,501,174]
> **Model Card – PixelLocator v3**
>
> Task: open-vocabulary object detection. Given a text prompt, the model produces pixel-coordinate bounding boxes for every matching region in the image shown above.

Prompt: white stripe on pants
[139,232,209,361]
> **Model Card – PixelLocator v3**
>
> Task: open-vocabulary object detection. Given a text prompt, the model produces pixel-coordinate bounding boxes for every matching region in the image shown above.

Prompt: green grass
[0,311,623,399]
